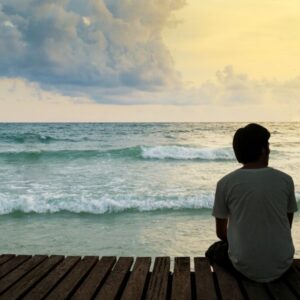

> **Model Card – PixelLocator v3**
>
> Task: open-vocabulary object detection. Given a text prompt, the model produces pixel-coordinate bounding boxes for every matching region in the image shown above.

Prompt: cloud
[1,1,299,107]
[194,66,300,106]
[0,0,185,101]
[1,76,299,121]
[1,64,300,108]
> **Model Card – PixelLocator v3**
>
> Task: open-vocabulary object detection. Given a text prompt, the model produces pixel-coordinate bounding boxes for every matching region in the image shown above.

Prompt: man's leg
[205,241,240,276]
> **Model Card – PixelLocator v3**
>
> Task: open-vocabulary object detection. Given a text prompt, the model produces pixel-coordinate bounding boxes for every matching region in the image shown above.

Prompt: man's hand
[216,218,228,242]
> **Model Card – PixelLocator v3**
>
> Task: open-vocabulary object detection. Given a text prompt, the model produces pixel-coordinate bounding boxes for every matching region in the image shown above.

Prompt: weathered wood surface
[24,256,81,300]
[121,257,151,300]
[171,257,191,300]
[212,263,244,300]
[194,257,217,300]
[146,257,170,300]
[72,256,116,300]
[94,257,133,300]
[46,256,98,300]
[0,255,299,300]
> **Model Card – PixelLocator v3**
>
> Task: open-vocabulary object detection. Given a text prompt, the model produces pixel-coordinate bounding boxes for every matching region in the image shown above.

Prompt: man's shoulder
[267,167,293,181]
[217,169,242,186]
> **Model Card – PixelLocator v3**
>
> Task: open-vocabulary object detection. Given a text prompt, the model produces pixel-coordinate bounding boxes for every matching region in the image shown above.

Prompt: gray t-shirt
[213,167,298,282]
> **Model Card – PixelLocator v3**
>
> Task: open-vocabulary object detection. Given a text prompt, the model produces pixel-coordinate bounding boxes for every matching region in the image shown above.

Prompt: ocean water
[0,123,299,260]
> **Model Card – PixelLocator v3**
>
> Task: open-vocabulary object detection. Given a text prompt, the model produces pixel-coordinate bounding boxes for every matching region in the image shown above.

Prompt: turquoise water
[0,123,299,258]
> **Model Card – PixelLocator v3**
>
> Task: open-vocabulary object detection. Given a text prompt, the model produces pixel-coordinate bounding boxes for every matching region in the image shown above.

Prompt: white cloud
[0,0,185,102]
[193,66,300,106]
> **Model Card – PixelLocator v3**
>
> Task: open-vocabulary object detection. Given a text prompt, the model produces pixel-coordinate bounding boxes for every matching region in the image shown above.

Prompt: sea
[0,122,299,262]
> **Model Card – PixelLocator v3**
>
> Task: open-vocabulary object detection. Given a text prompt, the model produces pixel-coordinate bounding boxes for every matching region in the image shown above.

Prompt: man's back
[213,167,297,282]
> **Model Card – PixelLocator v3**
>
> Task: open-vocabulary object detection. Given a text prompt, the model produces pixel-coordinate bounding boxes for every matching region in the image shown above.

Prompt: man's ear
[262,144,270,156]
[265,143,270,155]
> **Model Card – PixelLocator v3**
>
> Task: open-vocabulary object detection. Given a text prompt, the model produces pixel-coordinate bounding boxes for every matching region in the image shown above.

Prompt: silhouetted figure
[206,123,298,282]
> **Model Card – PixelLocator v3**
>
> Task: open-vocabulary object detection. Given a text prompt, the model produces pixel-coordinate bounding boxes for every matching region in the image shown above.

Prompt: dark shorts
[205,241,243,278]
[206,241,294,282]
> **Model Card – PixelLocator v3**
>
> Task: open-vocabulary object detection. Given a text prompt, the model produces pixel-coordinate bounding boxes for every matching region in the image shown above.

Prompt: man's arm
[215,218,228,242]
[287,213,294,228]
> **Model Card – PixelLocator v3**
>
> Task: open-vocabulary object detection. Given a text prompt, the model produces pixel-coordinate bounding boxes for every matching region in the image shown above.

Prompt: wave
[141,146,234,160]
[0,133,78,144]
[0,145,235,162]
[0,149,105,161]
[0,193,214,215]
[0,148,140,161]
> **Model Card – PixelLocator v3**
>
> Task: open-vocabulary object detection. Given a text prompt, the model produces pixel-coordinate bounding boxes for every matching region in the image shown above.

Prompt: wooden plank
[240,279,271,300]
[145,257,170,300]
[194,257,217,300]
[0,255,15,266]
[0,255,31,279]
[45,256,98,300]
[95,257,134,300]
[121,257,151,300]
[282,265,300,298]
[23,256,81,300]
[0,256,64,300]
[0,255,47,295]
[0,255,298,300]
[266,279,297,300]
[171,257,191,300]
[213,263,244,300]
[71,256,116,300]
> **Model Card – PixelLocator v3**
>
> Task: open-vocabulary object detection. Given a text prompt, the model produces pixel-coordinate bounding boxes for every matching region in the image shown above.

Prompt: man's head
[233,123,270,165]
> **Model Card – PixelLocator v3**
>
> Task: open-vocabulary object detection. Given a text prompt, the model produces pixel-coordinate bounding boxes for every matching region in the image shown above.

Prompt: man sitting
[206,123,298,282]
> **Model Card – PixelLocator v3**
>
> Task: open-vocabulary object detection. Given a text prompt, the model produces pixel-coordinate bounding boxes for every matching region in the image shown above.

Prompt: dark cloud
[0,0,185,102]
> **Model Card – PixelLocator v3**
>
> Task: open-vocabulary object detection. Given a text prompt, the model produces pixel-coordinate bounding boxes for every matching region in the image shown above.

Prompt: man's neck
[242,161,268,169]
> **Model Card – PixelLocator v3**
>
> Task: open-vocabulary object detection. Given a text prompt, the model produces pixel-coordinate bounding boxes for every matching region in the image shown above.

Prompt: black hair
[233,123,270,164]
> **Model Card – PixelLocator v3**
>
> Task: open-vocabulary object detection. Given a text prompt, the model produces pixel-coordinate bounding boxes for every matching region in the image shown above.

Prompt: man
[206,123,298,282]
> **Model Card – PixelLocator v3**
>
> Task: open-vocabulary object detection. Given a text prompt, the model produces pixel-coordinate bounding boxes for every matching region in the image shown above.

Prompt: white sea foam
[141,145,234,160]
[0,192,215,215]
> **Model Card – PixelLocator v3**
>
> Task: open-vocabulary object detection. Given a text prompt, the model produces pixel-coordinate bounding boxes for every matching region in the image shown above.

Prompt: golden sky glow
[164,0,300,83]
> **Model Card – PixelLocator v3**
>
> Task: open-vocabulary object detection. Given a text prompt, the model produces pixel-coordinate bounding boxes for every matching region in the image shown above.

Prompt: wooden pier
[0,255,300,299]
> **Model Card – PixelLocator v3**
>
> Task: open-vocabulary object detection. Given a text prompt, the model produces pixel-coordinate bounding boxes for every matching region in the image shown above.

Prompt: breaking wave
[0,145,235,161]
[0,193,214,215]
[141,145,234,160]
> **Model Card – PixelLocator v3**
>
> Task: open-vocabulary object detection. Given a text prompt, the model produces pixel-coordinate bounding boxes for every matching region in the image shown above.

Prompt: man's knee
[205,240,229,264]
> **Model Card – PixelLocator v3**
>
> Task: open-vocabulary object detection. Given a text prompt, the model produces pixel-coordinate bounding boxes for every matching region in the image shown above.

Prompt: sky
[0,0,299,122]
